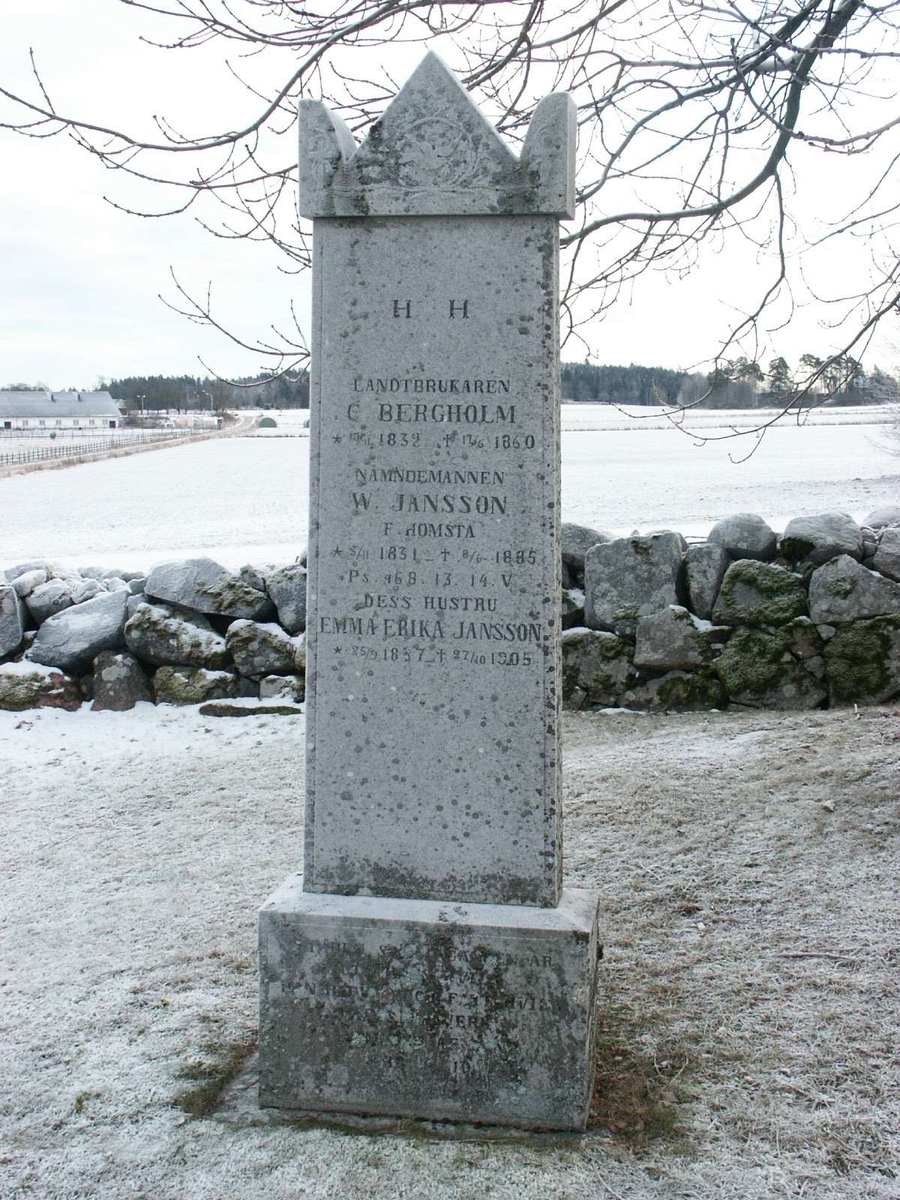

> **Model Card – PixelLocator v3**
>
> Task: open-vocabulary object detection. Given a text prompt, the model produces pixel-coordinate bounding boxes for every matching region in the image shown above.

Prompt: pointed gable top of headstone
[298,51,576,220]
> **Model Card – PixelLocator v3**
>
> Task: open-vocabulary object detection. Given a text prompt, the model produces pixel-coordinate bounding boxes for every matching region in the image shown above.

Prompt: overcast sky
[1,1,897,389]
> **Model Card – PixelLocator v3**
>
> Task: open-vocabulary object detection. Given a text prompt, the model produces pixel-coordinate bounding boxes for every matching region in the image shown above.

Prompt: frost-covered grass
[1,702,897,1199]
[0,404,897,572]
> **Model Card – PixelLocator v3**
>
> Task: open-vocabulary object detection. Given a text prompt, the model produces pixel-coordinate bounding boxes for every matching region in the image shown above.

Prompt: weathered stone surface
[808,555,900,624]
[561,627,639,708]
[0,584,25,657]
[26,579,75,625]
[823,616,900,704]
[784,616,824,661]
[145,557,271,620]
[304,222,563,907]
[124,602,229,669]
[263,564,307,635]
[0,661,81,711]
[872,527,900,582]
[10,568,47,599]
[238,564,269,593]
[712,560,807,627]
[631,669,726,711]
[259,882,599,1130]
[561,587,585,630]
[127,577,147,595]
[71,578,105,604]
[863,505,900,530]
[714,627,826,709]
[4,561,52,583]
[91,651,152,711]
[152,666,239,705]
[27,590,128,675]
[226,620,305,677]
[780,511,863,564]
[707,512,777,561]
[298,53,576,221]
[584,532,684,635]
[633,605,720,670]
[684,543,729,619]
[270,58,599,1134]
[561,523,612,576]
[259,673,305,703]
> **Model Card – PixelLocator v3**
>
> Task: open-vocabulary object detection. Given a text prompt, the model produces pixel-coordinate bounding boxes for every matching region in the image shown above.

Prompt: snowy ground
[2,403,898,1197]
[0,404,897,573]
[1,702,897,1199]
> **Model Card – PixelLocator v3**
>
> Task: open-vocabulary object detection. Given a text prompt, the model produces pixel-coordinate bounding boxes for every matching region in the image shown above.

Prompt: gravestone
[259,53,601,1131]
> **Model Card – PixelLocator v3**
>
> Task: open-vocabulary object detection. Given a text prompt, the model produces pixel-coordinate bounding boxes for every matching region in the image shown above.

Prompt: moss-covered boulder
[0,661,81,711]
[712,561,807,627]
[225,620,305,678]
[152,666,242,706]
[632,669,726,711]
[124,602,230,669]
[823,616,900,704]
[145,558,273,621]
[561,628,639,709]
[714,627,826,709]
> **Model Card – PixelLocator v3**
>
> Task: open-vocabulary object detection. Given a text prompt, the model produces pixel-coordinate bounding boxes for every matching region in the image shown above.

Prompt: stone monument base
[259,879,601,1131]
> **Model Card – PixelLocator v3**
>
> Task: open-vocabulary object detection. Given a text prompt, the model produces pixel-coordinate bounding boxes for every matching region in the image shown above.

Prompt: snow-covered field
[0,404,896,573]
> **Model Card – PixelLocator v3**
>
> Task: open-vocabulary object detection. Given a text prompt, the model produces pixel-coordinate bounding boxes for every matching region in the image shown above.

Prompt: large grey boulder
[265,563,307,634]
[823,616,900,704]
[10,568,47,599]
[27,590,128,675]
[26,579,75,625]
[91,651,152,711]
[715,627,826,710]
[712,561,807,627]
[627,670,726,711]
[72,579,105,605]
[226,620,305,678]
[561,627,639,709]
[561,523,613,579]
[145,557,272,620]
[0,584,25,657]
[808,555,900,624]
[871,527,900,583]
[863,505,900,531]
[684,543,729,619]
[259,673,305,703]
[152,666,241,706]
[633,605,722,670]
[0,661,81,711]
[584,532,683,636]
[707,513,777,561]
[124,602,229,669]
[780,511,863,564]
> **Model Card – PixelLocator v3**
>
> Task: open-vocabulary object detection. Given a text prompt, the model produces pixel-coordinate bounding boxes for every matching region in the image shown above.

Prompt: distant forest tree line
[8,354,899,411]
[562,355,900,408]
[104,373,310,412]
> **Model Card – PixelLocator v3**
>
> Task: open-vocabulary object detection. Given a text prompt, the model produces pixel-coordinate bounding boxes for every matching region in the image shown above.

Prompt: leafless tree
[2,0,899,412]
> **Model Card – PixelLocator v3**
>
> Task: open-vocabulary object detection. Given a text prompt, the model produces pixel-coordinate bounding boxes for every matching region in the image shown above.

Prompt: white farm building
[0,391,123,431]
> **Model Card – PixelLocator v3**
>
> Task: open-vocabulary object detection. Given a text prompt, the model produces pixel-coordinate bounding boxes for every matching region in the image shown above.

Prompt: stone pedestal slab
[259,879,600,1130]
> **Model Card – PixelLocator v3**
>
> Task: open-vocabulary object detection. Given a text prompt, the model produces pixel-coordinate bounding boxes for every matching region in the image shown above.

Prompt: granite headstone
[259,53,601,1131]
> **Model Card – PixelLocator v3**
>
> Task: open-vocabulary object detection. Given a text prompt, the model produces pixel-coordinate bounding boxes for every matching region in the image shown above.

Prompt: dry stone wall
[2,503,899,715]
